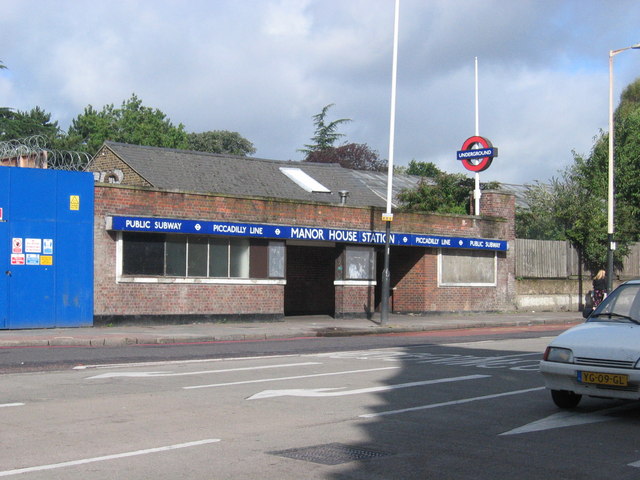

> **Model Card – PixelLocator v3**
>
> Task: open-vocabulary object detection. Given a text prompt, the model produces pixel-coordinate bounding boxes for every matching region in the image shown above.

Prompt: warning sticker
[40,255,53,266]
[11,254,25,265]
[12,238,22,254]
[43,239,54,255]
[25,238,42,253]
[70,195,80,211]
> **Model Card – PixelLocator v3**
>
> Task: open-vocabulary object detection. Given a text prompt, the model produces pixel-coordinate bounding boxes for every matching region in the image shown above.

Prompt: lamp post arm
[606,42,640,293]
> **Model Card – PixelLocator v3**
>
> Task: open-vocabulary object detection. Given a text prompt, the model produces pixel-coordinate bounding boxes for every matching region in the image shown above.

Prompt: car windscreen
[589,283,640,324]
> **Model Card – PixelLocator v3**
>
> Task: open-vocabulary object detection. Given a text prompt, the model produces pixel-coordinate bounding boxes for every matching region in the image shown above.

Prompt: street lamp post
[607,42,640,293]
[380,0,400,326]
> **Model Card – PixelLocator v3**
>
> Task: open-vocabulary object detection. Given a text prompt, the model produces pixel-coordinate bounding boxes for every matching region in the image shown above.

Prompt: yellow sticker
[70,195,80,211]
[40,255,53,266]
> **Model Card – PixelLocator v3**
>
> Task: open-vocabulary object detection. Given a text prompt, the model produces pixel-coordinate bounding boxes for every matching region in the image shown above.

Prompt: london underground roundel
[456,136,498,172]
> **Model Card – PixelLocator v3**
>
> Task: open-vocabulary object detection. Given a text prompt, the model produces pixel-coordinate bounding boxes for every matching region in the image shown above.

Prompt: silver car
[540,279,640,408]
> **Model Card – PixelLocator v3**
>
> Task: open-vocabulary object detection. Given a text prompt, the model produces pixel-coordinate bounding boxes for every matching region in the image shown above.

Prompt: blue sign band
[456,147,497,160]
[109,216,508,251]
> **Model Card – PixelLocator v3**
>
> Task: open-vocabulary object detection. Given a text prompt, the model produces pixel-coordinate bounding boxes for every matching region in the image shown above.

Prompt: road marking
[0,403,24,408]
[74,354,303,370]
[0,438,220,477]
[248,374,490,400]
[184,367,400,390]
[86,362,322,379]
[360,386,544,418]
[502,402,640,436]
[315,349,541,370]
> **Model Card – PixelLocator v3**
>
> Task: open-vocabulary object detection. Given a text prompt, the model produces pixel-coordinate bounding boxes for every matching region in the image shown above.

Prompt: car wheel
[551,389,582,409]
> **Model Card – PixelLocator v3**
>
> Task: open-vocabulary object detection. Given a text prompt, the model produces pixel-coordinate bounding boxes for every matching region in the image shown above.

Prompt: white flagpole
[474,57,481,215]
[380,0,400,325]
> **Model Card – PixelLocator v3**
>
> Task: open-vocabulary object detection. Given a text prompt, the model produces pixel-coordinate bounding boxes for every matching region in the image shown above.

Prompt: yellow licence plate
[578,371,629,387]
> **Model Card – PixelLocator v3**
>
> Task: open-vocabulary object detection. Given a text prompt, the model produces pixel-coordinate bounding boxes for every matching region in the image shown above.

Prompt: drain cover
[269,443,391,465]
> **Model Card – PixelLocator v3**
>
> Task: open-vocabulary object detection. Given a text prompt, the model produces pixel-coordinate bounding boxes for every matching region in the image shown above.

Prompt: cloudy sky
[1,0,639,184]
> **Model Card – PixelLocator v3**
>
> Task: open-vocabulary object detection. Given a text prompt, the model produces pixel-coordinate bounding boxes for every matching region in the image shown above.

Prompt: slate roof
[98,142,422,209]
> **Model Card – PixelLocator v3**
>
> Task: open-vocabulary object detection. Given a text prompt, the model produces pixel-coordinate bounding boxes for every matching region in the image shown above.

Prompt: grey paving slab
[0,311,582,348]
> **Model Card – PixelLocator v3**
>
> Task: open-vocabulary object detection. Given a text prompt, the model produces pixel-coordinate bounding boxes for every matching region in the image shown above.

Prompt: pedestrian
[592,269,607,307]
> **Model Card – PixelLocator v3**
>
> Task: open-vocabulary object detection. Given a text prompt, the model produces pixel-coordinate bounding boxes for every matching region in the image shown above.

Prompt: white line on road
[86,362,322,379]
[503,401,640,436]
[359,387,545,418]
[0,403,24,408]
[0,439,221,477]
[74,354,303,370]
[184,366,400,390]
[248,374,490,400]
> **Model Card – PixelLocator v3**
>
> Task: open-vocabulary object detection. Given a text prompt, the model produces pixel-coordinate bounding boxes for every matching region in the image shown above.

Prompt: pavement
[0,310,583,348]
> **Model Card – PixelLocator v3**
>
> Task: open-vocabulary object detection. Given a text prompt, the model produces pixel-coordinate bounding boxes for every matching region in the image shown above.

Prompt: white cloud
[1,0,639,184]
[262,0,313,37]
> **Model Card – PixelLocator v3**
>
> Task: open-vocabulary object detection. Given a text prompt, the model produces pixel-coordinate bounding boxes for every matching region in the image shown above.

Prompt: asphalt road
[0,325,565,374]
[2,331,640,479]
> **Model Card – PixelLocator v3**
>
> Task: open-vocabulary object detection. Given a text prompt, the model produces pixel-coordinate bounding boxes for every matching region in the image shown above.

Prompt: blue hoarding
[1,168,94,329]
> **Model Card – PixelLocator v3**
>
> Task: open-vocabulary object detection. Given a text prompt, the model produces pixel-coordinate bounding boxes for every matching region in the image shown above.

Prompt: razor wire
[0,135,91,171]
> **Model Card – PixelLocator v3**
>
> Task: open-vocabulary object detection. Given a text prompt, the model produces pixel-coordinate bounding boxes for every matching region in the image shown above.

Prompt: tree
[299,104,351,158]
[405,159,442,178]
[0,61,9,116]
[63,94,188,155]
[396,161,500,215]
[515,165,609,273]
[0,106,61,142]
[518,77,640,273]
[187,130,255,156]
[305,142,387,171]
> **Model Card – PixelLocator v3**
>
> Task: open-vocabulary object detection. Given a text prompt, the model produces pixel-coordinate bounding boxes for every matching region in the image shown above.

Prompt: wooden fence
[515,239,640,279]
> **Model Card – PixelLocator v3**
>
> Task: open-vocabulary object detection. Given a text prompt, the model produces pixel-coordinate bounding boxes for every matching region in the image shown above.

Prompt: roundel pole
[456,60,497,214]
[474,57,480,215]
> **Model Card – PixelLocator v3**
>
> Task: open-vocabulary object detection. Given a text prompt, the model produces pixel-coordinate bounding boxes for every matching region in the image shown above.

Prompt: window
[438,249,496,286]
[268,241,286,278]
[229,238,249,278]
[122,233,163,275]
[122,232,250,278]
[344,246,375,280]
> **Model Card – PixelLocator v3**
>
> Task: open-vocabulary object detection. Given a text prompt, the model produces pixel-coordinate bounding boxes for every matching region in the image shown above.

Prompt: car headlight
[543,347,574,363]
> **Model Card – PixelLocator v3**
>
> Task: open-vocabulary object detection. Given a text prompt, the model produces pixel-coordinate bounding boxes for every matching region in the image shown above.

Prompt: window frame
[116,232,285,285]
[437,248,497,287]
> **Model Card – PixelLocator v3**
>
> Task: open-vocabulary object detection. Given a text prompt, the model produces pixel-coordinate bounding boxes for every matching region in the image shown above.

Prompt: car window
[593,284,640,322]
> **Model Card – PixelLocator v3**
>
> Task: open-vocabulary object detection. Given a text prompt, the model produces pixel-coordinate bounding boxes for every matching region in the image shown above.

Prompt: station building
[86,142,516,325]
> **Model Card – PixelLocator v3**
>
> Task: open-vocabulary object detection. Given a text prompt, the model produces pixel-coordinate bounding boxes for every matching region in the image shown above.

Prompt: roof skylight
[279,167,331,193]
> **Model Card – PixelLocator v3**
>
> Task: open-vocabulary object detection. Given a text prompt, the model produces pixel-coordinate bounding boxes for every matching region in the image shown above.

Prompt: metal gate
[0,167,93,329]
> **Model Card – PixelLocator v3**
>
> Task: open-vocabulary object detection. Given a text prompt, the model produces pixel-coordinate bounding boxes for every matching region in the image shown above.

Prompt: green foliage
[187,130,256,156]
[405,159,441,178]
[397,161,500,215]
[0,106,61,142]
[0,83,258,161]
[299,104,351,157]
[304,142,387,171]
[63,94,189,155]
[615,78,640,121]
[519,77,640,273]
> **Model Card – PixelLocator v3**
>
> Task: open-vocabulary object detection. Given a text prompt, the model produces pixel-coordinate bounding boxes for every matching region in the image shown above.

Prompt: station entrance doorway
[284,244,337,316]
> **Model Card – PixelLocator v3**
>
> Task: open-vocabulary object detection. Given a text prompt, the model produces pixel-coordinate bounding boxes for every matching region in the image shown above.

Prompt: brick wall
[94,184,516,321]
[89,147,151,187]
[335,285,376,318]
